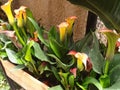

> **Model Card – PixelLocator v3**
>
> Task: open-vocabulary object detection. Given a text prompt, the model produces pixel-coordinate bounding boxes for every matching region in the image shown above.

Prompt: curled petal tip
[58,22,69,28]
[68,50,77,55]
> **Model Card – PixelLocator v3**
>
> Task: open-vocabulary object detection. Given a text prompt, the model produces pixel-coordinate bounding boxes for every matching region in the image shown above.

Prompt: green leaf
[49,38,68,59]
[48,26,59,40]
[26,8,34,19]
[59,72,69,89]
[26,8,36,37]
[68,75,75,89]
[75,32,93,54]
[47,54,74,71]
[0,51,7,59]
[33,42,54,64]
[109,64,120,84]
[104,77,120,90]
[27,17,48,46]
[89,33,104,74]
[67,0,120,32]
[12,64,25,70]
[99,74,110,88]
[51,66,61,82]
[26,19,35,37]
[82,77,103,90]
[48,85,63,90]
[25,40,34,62]
[5,48,23,64]
[109,54,120,70]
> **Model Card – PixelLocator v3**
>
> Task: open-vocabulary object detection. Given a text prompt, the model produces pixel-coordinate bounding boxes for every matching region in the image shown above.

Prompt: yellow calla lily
[75,52,88,71]
[14,6,27,27]
[1,0,15,25]
[68,50,92,72]
[65,16,77,36]
[58,22,69,42]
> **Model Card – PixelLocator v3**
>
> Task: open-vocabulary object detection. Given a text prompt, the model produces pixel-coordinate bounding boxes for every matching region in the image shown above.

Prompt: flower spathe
[58,22,69,42]
[70,68,77,78]
[75,52,88,71]
[99,29,120,60]
[68,50,92,72]
[65,16,77,36]
[14,6,27,27]
[1,0,15,25]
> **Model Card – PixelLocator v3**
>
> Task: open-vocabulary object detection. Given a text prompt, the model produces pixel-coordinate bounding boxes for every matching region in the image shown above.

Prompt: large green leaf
[109,54,120,70]
[5,48,23,64]
[89,33,104,74]
[109,64,120,85]
[33,42,54,64]
[75,32,104,74]
[47,54,74,71]
[75,32,93,54]
[26,8,37,37]
[67,0,120,32]
[27,17,48,46]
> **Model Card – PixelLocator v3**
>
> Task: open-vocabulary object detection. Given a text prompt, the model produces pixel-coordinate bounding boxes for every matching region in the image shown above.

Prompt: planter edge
[0,59,49,90]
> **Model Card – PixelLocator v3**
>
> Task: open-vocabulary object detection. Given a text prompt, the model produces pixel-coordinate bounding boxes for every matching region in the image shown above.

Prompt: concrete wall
[1,0,88,41]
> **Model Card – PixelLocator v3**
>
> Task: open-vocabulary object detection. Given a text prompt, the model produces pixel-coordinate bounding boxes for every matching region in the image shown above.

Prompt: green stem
[104,60,110,75]
[21,27,27,40]
[12,24,25,46]
[76,82,86,90]
[31,61,39,75]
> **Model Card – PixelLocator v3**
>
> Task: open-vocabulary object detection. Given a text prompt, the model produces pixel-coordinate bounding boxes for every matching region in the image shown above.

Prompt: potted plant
[1,0,120,90]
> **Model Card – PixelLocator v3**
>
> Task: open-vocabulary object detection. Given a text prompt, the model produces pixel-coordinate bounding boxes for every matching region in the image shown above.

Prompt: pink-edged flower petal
[68,50,77,55]
[70,68,77,78]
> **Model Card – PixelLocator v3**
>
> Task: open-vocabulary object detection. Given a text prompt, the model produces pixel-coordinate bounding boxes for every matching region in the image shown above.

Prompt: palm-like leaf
[67,0,120,32]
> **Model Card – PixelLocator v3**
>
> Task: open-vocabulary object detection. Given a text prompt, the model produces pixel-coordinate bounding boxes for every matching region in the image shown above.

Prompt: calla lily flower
[75,52,88,71]
[99,29,120,60]
[58,22,69,42]
[68,50,92,72]
[65,16,77,36]
[14,6,27,27]
[1,0,15,25]
[70,68,77,78]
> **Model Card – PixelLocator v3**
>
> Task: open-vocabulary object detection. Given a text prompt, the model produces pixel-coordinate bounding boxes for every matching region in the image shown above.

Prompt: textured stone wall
[1,0,88,41]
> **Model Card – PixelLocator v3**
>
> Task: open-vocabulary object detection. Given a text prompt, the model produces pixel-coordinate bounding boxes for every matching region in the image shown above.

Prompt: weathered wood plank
[1,60,49,90]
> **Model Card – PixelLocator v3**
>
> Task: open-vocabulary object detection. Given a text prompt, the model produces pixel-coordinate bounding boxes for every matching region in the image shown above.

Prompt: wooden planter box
[1,60,49,90]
